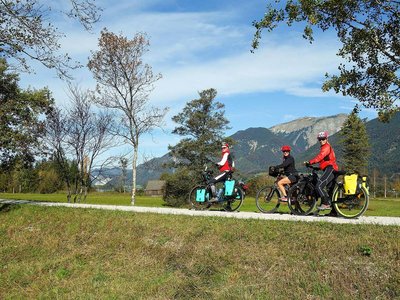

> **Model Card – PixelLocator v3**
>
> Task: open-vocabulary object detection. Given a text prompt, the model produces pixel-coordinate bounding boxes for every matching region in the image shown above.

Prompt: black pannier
[269,166,279,177]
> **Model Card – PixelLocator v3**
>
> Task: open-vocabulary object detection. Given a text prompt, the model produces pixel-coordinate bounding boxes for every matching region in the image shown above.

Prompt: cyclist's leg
[209,171,229,200]
[316,166,334,207]
[277,176,291,198]
[326,177,338,216]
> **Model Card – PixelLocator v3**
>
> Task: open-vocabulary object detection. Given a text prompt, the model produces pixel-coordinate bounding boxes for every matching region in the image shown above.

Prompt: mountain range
[97,112,400,188]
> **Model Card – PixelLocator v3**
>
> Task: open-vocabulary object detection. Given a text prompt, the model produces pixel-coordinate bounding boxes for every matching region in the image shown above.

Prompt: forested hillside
[105,113,399,187]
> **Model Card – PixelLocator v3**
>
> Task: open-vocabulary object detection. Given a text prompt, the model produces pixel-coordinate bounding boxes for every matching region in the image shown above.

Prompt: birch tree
[88,29,168,205]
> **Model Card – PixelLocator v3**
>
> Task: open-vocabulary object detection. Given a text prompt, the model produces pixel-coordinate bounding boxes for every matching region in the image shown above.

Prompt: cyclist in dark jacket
[274,145,298,202]
[305,131,338,210]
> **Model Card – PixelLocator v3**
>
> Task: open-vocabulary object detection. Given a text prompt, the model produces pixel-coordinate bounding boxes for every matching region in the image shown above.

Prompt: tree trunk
[131,145,138,205]
[65,177,72,203]
[83,184,88,202]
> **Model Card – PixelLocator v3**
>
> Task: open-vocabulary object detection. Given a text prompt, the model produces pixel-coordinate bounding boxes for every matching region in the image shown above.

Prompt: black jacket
[275,155,298,176]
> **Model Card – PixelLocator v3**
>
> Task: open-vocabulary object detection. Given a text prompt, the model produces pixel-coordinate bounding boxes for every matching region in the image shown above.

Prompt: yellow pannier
[361,176,369,194]
[343,174,359,195]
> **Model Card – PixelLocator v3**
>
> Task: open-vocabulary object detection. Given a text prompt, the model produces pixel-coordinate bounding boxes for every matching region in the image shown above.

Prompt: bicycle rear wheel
[188,185,211,210]
[255,186,280,213]
[287,182,317,215]
[222,185,244,212]
[332,185,369,218]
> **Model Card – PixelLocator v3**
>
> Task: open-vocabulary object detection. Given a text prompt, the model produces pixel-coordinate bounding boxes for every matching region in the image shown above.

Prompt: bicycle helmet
[317,131,328,140]
[221,142,229,148]
[281,145,291,152]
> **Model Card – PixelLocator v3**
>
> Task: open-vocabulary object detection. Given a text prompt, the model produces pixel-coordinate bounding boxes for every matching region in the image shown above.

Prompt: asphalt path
[1,199,399,226]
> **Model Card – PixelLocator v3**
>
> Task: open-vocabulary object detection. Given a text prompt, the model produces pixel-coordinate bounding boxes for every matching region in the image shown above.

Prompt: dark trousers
[209,171,231,197]
[316,165,334,205]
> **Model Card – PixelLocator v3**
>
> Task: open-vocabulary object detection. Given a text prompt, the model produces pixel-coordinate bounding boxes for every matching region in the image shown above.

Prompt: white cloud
[150,37,342,105]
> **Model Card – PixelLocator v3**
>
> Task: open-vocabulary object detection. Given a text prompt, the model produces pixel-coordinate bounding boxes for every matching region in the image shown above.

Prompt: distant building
[92,175,113,187]
[145,180,166,196]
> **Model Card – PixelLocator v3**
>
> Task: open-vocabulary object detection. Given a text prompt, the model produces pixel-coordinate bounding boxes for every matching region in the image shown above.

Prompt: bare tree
[44,107,74,202]
[0,0,101,78]
[44,85,115,202]
[65,85,115,201]
[88,29,169,205]
[118,157,128,193]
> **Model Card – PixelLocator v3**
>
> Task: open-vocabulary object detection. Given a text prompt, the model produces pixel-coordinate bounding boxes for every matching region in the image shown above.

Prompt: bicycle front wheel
[222,185,244,212]
[332,185,369,218]
[255,186,280,213]
[188,185,211,210]
[288,182,317,215]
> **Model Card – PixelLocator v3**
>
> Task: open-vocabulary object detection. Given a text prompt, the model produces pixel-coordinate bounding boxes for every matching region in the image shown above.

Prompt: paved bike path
[1,199,399,226]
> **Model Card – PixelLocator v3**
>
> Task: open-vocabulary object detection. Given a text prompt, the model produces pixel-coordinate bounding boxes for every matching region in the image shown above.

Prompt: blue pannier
[196,189,206,202]
[224,180,235,196]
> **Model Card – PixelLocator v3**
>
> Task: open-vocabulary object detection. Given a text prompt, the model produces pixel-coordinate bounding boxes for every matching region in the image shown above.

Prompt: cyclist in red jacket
[209,142,234,202]
[305,131,338,210]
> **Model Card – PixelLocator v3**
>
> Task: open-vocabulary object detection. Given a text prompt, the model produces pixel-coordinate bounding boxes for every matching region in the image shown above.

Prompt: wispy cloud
[150,38,342,104]
[24,2,344,106]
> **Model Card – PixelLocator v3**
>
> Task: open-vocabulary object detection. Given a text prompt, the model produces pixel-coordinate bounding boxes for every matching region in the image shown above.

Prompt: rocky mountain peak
[269,114,348,150]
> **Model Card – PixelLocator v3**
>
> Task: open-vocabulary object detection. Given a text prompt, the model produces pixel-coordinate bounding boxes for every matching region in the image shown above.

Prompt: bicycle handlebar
[305,164,321,171]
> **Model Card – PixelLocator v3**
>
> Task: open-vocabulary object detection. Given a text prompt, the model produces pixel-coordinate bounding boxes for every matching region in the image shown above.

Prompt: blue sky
[19,0,380,164]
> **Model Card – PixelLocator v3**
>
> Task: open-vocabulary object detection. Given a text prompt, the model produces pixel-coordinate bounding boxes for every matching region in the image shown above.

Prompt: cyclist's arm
[309,146,330,164]
[275,156,293,169]
[216,152,229,166]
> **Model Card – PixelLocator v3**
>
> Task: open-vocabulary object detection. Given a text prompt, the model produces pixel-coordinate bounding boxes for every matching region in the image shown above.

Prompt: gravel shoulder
[1,199,399,226]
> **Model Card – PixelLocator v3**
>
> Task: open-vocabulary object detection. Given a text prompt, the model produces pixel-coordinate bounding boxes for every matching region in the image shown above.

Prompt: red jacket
[309,142,338,171]
[217,148,231,172]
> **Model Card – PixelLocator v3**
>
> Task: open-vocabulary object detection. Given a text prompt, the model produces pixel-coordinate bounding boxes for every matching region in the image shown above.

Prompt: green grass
[1,192,399,217]
[241,196,400,217]
[0,192,164,207]
[0,205,399,299]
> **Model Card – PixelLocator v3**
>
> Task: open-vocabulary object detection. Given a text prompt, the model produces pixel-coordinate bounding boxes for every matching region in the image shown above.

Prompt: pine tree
[340,107,370,174]
[168,88,231,175]
[164,88,231,206]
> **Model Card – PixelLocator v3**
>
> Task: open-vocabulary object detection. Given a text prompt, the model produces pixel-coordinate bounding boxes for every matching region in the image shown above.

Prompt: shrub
[246,173,275,196]
[162,169,197,207]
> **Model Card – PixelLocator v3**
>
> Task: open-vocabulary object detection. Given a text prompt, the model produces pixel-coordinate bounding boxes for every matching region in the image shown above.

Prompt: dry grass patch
[0,204,399,299]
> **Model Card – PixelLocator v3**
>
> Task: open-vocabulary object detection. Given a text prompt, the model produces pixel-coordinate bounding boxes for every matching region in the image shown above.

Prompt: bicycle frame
[188,166,245,212]
[288,165,369,218]
[255,171,294,213]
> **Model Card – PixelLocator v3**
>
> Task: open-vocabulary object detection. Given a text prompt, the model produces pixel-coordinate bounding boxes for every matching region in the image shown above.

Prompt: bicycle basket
[269,166,279,177]
[196,189,207,202]
[224,180,236,196]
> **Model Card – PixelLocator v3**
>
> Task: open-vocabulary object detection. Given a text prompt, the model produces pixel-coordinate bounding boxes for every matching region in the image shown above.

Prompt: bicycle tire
[222,185,244,212]
[255,186,280,213]
[332,185,369,218]
[287,182,317,215]
[188,184,211,210]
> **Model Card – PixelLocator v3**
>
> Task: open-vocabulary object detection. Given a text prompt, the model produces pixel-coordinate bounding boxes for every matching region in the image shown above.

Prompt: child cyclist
[273,145,298,202]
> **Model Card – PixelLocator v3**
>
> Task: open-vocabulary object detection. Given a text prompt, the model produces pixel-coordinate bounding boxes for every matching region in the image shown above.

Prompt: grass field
[0,204,399,299]
[1,192,399,217]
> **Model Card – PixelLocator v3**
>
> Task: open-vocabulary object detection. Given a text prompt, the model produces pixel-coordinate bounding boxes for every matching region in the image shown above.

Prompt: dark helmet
[281,145,291,152]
